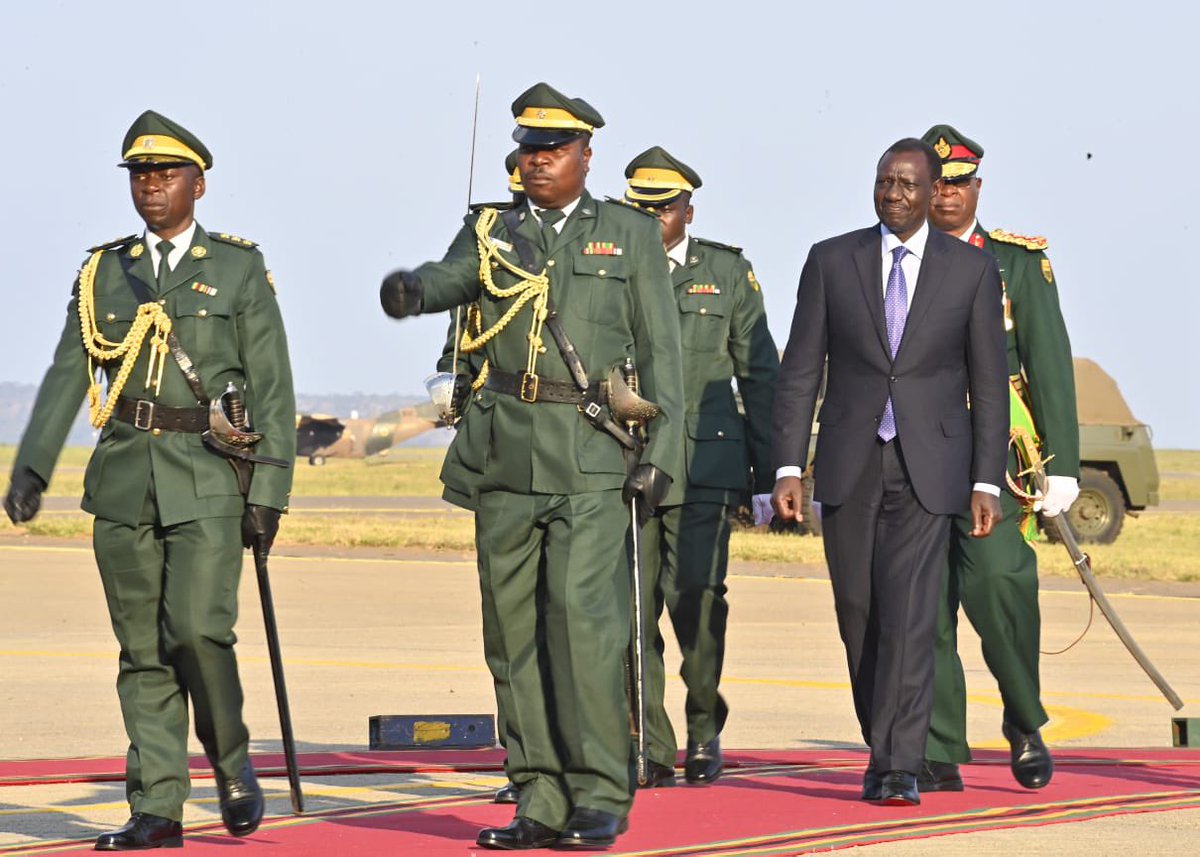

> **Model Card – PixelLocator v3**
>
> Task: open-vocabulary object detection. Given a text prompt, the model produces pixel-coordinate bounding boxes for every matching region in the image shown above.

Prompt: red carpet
[4,749,1199,855]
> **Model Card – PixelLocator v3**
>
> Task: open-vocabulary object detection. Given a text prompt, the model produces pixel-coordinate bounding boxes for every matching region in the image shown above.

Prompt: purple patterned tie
[878,245,909,442]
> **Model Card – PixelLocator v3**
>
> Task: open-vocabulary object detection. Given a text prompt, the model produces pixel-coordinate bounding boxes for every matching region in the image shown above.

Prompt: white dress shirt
[146,220,197,277]
[665,234,690,272]
[776,219,1000,497]
[527,196,581,234]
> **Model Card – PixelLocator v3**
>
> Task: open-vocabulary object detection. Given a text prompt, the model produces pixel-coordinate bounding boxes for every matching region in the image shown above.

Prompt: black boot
[216,761,265,836]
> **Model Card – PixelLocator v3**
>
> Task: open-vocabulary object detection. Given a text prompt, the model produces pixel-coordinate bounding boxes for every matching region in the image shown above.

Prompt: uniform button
[105,312,116,322]
[491,261,500,269]
[699,307,708,315]
[198,308,208,317]
[546,259,556,267]
[597,268,606,277]
[158,298,166,306]
[716,430,725,438]
[890,375,897,382]
[151,428,162,437]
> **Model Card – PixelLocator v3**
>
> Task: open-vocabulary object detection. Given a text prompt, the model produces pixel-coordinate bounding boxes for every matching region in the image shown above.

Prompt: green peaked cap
[920,123,983,181]
[624,145,702,206]
[511,82,605,148]
[119,109,212,171]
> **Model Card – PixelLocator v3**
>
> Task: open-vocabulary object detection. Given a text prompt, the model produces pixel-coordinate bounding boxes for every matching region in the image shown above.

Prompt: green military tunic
[927,223,1079,763]
[14,227,295,819]
[413,191,684,828]
[640,236,778,768]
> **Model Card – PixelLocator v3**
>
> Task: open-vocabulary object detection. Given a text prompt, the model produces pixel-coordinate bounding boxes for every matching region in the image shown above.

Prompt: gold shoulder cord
[457,208,551,390]
[76,249,174,428]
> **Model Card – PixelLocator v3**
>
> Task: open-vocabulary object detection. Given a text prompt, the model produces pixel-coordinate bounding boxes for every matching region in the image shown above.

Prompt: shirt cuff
[776,466,805,481]
[973,482,1001,497]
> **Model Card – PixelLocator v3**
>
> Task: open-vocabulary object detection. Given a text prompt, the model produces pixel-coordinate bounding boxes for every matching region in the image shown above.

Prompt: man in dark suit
[770,138,1008,806]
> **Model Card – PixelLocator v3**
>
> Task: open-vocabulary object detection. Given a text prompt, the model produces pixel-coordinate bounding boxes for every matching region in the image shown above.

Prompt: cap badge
[190,246,207,258]
[129,243,145,258]
[142,137,156,150]
[934,137,952,159]
[536,109,547,119]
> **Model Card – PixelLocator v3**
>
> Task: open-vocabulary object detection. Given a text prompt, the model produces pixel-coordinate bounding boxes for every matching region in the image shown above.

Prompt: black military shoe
[493,781,520,804]
[638,761,677,789]
[94,813,182,850]
[917,760,964,792]
[877,770,920,806]
[216,761,264,837]
[1002,720,1053,789]
[684,736,723,785]
[554,808,628,848]
[476,817,560,850]
[861,762,882,801]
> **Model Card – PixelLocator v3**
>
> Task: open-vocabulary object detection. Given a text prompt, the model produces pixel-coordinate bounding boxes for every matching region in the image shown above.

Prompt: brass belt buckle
[519,372,539,403]
[133,399,155,431]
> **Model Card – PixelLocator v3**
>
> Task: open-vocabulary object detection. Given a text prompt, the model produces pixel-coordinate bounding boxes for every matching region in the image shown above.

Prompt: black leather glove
[241,504,281,552]
[4,467,46,524]
[379,269,424,319]
[451,372,473,417]
[622,464,672,526]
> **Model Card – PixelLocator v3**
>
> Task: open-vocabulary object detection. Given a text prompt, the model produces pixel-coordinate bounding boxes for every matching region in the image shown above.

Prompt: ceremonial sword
[448,74,481,424]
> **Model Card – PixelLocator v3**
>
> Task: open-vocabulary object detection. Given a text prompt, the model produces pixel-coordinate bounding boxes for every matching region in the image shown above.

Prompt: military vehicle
[743,357,1157,544]
[295,403,443,465]
[1056,358,1159,544]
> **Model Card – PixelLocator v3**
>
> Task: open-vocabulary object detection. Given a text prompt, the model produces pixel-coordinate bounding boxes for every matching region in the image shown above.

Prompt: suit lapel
[852,227,889,357]
[895,229,950,361]
[161,225,212,296]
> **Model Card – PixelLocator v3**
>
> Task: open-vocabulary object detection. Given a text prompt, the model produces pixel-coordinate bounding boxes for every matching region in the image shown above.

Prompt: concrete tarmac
[1,535,1197,851]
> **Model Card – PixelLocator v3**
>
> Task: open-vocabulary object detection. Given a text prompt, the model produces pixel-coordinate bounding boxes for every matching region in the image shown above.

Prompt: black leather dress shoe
[638,761,677,789]
[877,770,920,806]
[1002,720,1053,789]
[494,781,520,804]
[554,808,628,848]
[476,817,560,850]
[216,761,264,837]
[861,764,882,801]
[917,760,964,792]
[684,736,723,785]
[94,813,183,850]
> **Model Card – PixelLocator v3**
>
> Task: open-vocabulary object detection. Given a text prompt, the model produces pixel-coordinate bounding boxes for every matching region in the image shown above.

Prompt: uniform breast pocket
[572,255,629,326]
[95,301,139,342]
[173,291,235,357]
[677,295,728,350]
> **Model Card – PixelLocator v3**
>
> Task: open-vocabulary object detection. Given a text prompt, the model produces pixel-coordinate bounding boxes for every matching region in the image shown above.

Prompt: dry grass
[3,446,1198,582]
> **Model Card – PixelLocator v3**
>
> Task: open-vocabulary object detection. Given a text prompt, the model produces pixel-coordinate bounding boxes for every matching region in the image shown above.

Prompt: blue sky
[2,1,1195,447]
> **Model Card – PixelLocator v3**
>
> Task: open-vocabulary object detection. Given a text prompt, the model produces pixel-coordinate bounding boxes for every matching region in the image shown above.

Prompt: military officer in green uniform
[918,124,1079,793]
[381,83,684,850]
[3,111,295,850]
[621,147,778,787]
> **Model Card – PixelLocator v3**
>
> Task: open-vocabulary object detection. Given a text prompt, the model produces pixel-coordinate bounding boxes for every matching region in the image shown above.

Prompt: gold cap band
[625,186,683,203]
[628,167,694,192]
[123,134,206,170]
[515,107,594,132]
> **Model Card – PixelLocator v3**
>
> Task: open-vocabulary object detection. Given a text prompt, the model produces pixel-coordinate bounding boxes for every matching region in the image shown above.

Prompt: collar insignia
[129,243,145,258]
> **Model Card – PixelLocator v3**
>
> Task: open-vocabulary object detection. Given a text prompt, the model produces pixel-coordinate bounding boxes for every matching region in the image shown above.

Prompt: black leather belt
[485,369,601,405]
[114,397,209,432]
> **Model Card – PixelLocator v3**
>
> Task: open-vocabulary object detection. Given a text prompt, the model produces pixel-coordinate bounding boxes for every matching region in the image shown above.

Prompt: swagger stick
[253,538,305,812]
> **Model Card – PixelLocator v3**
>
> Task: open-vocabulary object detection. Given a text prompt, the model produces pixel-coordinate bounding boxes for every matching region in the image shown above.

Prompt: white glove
[751,493,774,526]
[1039,475,1080,518]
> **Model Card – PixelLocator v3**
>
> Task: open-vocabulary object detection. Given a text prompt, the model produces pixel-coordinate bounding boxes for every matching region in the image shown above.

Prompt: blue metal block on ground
[369,714,496,750]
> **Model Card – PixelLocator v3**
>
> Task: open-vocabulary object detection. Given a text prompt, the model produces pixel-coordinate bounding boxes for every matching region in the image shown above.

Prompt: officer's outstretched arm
[410,222,487,314]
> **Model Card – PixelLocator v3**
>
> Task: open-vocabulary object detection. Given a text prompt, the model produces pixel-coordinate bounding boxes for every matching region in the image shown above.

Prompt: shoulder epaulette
[603,195,659,218]
[87,234,137,254]
[209,231,258,249]
[469,201,515,213]
[693,236,744,255]
[988,228,1048,252]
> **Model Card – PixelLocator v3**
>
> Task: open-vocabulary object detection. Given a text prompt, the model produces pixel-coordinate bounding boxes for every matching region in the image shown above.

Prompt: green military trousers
[92,487,249,821]
[475,489,634,829]
[640,502,731,768]
[926,486,1047,764]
